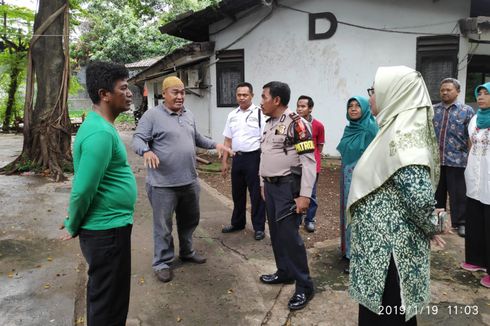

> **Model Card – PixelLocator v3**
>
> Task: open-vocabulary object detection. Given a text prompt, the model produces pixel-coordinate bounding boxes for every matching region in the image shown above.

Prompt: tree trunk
[2,63,20,132]
[0,0,71,181]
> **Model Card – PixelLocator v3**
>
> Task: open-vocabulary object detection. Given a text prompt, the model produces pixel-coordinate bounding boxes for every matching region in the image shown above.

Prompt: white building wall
[145,76,212,137]
[207,0,471,156]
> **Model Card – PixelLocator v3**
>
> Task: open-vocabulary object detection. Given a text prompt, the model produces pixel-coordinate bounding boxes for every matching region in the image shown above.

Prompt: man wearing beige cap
[133,76,232,282]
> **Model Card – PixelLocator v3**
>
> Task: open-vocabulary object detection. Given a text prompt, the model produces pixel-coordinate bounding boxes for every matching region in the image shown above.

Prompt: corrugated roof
[128,42,215,84]
[159,0,263,41]
[126,56,164,68]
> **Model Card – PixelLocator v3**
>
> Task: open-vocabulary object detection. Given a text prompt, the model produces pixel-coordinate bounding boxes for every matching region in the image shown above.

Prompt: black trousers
[359,256,417,326]
[435,166,466,226]
[465,197,490,270]
[79,225,132,326]
[264,176,313,294]
[231,150,266,231]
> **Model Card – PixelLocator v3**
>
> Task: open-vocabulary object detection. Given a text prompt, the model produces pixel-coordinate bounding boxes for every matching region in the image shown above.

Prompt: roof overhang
[159,0,263,41]
[128,42,215,84]
[142,56,211,82]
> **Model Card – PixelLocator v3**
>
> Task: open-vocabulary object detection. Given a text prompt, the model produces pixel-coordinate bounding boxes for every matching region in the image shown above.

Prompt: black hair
[298,95,314,108]
[236,82,253,93]
[263,81,290,106]
[86,61,129,104]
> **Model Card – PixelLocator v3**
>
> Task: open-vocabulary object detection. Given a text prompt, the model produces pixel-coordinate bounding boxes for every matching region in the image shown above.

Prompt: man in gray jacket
[133,76,232,282]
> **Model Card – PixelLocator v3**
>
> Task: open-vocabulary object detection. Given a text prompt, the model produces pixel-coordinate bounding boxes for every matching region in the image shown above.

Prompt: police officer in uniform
[259,81,316,310]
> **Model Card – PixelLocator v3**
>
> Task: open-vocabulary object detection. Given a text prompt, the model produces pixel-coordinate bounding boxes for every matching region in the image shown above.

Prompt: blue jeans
[304,174,319,223]
[146,181,200,271]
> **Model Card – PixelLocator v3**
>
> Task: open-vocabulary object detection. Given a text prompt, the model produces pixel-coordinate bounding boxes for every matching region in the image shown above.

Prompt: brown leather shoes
[180,253,207,264]
[155,268,173,282]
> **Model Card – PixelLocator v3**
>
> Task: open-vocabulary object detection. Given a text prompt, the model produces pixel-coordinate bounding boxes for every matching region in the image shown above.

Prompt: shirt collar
[162,104,186,116]
[236,103,255,113]
[442,101,460,110]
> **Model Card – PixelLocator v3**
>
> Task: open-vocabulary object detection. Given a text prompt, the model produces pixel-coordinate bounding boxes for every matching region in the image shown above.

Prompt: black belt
[235,149,261,156]
[263,174,295,184]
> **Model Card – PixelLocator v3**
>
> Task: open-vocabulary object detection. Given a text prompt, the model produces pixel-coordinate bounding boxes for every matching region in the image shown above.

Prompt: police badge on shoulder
[288,113,315,154]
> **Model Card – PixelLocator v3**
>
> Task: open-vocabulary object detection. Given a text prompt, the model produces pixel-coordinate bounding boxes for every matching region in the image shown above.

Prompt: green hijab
[475,82,490,129]
[336,96,379,166]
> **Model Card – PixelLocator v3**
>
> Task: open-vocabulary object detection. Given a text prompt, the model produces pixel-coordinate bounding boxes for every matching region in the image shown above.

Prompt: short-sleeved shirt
[259,108,317,198]
[132,104,217,187]
[432,101,474,168]
[222,104,265,152]
[311,118,325,173]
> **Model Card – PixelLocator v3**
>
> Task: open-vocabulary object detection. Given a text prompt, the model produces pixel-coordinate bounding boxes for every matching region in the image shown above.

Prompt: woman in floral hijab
[347,66,446,325]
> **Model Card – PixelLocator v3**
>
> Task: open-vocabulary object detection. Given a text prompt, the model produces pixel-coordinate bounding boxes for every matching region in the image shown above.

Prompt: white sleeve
[259,107,267,134]
[223,111,233,138]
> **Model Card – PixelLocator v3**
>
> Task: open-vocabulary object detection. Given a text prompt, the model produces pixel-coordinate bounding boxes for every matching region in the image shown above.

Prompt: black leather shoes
[458,225,465,237]
[155,268,173,282]
[288,291,314,310]
[259,273,295,285]
[180,253,207,264]
[222,225,245,233]
[254,230,265,240]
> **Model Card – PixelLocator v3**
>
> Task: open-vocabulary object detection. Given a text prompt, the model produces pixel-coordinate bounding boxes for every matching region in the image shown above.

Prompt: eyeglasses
[367,87,375,97]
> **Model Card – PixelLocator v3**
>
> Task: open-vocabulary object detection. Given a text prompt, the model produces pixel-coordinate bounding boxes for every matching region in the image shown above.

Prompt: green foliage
[115,112,134,124]
[68,109,90,118]
[0,4,33,127]
[69,109,134,125]
[68,73,84,96]
[15,155,40,172]
[71,0,218,65]
[0,52,25,119]
[158,0,219,23]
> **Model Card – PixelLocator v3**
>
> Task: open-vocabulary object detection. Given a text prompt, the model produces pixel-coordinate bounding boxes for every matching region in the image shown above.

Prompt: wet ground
[0,132,489,326]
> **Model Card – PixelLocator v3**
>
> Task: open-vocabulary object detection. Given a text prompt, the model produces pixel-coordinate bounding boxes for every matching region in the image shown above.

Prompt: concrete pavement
[0,132,489,326]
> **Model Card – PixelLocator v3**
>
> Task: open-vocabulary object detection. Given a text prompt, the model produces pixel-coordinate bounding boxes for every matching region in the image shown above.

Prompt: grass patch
[197,162,222,172]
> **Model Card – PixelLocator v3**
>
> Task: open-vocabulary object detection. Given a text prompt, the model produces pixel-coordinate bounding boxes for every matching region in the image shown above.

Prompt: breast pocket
[246,116,260,129]
[270,135,286,149]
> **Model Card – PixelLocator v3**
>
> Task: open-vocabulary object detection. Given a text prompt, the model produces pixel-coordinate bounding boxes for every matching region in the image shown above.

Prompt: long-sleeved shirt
[433,101,474,167]
[64,111,137,236]
[349,165,436,321]
[132,104,217,187]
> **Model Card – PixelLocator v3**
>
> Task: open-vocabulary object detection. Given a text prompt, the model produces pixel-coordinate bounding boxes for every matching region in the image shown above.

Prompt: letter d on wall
[309,12,338,40]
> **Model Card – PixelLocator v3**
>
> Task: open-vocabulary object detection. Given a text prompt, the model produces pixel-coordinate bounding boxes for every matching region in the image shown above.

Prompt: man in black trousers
[221,82,266,240]
[259,81,316,310]
[61,61,137,326]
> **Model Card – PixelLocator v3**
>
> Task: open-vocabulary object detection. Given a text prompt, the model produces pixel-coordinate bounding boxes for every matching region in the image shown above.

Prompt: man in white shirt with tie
[221,82,266,240]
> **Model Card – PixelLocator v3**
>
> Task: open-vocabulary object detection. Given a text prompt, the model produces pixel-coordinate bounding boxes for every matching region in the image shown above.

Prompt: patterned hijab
[475,82,490,129]
[346,66,440,221]
[336,96,378,166]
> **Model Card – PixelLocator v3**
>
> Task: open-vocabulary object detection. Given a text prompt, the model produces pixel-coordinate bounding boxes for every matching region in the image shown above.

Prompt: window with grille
[416,35,459,102]
[216,49,244,107]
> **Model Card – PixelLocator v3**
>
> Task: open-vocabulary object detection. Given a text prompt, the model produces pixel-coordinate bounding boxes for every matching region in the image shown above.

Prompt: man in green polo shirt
[60,61,137,326]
